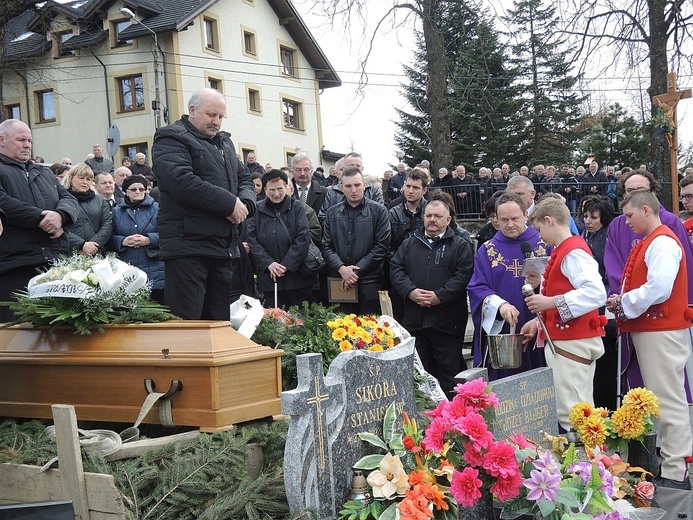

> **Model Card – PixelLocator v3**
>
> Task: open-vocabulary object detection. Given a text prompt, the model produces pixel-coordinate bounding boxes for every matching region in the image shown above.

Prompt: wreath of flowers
[327,314,400,352]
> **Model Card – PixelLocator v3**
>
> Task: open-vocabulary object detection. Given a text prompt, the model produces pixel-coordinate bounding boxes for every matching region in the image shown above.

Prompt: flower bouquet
[1,253,175,334]
[339,401,457,520]
[327,314,401,352]
[569,388,660,451]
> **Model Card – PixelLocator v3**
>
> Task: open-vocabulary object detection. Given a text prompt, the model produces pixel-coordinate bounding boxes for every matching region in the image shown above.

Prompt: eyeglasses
[624,187,650,194]
[293,167,312,174]
[680,194,693,202]
[127,187,146,192]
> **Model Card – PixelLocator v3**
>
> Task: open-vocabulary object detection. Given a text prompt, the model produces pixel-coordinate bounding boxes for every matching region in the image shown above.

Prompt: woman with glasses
[62,163,112,257]
[109,174,164,304]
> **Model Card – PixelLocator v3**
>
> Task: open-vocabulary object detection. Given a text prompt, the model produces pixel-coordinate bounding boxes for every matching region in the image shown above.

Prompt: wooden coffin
[0,321,283,430]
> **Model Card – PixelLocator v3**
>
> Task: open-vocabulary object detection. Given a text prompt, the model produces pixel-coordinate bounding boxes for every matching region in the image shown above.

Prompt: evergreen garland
[0,419,310,519]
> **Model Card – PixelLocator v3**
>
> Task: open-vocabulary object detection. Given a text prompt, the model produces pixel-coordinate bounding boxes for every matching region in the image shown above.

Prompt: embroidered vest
[619,226,692,332]
[540,236,605,340]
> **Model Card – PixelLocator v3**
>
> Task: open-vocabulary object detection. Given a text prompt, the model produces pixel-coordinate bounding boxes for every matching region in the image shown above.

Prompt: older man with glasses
[679,174,693,246]
[290,152,325,215]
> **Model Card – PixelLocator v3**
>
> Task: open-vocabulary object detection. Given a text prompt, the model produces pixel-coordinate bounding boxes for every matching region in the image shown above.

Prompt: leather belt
[554,345,593,365]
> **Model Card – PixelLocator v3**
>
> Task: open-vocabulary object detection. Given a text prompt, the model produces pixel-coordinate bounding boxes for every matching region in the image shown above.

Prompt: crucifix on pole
[652,72,691,214]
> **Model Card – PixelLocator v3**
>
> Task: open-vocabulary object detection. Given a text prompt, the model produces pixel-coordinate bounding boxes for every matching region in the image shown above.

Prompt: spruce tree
[579,104,651,169]
[504,0,584,166]
[394,0,522,170]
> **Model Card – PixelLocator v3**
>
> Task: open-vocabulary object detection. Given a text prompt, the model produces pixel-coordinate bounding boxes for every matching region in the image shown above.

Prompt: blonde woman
[62,163,112,256]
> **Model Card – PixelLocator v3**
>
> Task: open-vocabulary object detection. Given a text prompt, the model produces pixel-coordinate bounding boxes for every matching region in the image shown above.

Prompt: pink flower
[454,412,493,452]
[422,417,451,453]
[483,441,520,478]
[462,442,484,467]
[490,471,523,502]
[452,378,499,411]
[442,395,475,422]
[635,480,655,500]
[511,431,531,450]
[450,467,483,507]
[424,399,447,419]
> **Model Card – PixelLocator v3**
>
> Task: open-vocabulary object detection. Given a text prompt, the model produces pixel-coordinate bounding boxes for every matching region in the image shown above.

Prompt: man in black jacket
[152,88,256,320]
[390,199,474,397]
[0,119,79,322]
[322,166,390,314]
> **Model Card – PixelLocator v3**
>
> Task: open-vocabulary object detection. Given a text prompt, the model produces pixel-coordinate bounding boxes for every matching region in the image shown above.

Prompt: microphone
[520,241,532,259]
[522,284,534,297]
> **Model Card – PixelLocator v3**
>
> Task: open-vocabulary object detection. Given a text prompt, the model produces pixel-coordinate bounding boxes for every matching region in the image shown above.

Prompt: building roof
[5,0,340,88]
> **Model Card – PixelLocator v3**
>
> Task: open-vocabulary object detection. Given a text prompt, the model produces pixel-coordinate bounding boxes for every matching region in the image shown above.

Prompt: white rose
[66,269,88,283]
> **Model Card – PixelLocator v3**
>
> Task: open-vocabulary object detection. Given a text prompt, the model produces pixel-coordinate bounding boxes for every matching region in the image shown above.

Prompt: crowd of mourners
[1,87,692,491]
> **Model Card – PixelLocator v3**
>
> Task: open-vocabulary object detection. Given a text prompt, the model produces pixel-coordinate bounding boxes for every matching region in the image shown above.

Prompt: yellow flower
[361,332,373,344]
[622,388,660,418]
[595,407,610,419]
[332,328,347,341]
[569,402,596,430]
[366,453,409,499]
[326,320,336,329]
[578,414,607,448]
[386,336,394,348]
[374,329,384,341]
[348,324,360,338]
[334,318,345,327]
[369,344,383,352]
[611,407,646,440]
[339,340,352,351]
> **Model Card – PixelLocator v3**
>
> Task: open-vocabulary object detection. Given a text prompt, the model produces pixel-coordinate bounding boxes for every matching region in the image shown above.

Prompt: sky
[294,1,693,175]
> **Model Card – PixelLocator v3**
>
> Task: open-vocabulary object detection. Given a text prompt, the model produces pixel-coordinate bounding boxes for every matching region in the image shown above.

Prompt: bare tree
[0,1,45,120]
[557,0,693,178]
[310,0,452,170]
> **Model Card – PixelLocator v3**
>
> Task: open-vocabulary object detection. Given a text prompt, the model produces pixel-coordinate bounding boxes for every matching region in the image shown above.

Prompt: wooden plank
[52,404,90,520]
[83,473,127,514]
[105,430,200,461]
[0,464,126,517]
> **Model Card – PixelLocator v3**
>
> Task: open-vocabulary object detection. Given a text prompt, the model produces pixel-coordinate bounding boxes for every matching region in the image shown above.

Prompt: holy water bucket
[487,334,524,369]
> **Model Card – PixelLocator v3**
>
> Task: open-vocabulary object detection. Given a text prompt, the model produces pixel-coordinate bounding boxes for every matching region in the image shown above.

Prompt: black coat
[0,154,79,274]
[65,190,112,254]
[246,196,313,291]
[152,116,256,259]
[292,179,326,216]
[322,198,391,284]
[390,227,474,336]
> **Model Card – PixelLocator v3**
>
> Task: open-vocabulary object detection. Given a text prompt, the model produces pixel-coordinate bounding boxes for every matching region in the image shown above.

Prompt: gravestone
[456,367,558,443]
[491,367,558,442]
[282,337,416,520]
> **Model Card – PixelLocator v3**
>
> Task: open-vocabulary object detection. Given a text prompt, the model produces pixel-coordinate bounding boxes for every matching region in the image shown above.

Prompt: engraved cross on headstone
[281,353,344,519]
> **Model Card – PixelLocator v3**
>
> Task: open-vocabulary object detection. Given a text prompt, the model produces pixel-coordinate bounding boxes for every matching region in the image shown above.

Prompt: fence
[385,179,678,218]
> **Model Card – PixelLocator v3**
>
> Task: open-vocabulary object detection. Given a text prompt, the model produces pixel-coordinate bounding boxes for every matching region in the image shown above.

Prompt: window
[243,30,257,56]
[208,77,221,91]
[57,31,74,57]
[286,152,296,166]
[204,17,219,51]
[248,88,261,112]
[280,46,296,77]
[242,148,255,163]
[118,74,144,112]
[37,90,56,122]
[112,19,133,47]
[122,143,149,160]
[5,104,20,120]
[282,98,303,130]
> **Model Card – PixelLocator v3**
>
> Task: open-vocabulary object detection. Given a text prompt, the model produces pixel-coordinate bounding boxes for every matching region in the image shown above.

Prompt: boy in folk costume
[520,197,607,431]
[606,189,693,490]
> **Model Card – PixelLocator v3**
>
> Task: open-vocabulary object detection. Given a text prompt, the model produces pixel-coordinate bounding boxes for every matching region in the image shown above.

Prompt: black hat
[122,174,148,192]
[315,166,324,173]
[261,169,288,187]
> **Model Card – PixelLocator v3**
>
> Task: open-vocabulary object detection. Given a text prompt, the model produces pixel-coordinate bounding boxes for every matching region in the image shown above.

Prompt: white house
[1,0,341,168]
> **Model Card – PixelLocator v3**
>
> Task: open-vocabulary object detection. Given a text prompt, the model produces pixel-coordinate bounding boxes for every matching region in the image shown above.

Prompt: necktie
[299,187,307,204]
